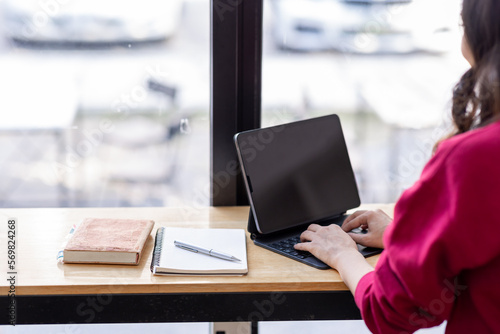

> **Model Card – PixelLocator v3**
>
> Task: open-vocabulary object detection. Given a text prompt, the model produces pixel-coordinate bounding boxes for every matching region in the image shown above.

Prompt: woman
[295,0,500,333]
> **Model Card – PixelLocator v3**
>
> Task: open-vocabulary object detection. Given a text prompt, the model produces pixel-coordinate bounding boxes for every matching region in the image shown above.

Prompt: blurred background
[0,0,469,208]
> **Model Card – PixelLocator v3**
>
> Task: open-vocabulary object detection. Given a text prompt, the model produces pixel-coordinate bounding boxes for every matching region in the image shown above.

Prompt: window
[0,0,210,207]
[261,0,469,203]
[0,0,469,208]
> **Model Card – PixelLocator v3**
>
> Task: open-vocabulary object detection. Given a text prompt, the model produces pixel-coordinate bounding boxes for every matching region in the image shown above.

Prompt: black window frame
[211,0,263,206]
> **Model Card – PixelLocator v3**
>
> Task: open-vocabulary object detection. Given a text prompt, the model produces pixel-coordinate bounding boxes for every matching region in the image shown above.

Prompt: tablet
[234,114,360,235]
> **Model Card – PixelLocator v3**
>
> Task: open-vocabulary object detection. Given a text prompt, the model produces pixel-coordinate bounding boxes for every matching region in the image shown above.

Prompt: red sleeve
[354,130,500,333]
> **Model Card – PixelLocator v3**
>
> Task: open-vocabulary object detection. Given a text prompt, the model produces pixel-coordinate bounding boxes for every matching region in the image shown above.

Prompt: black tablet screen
[235,114,360,234]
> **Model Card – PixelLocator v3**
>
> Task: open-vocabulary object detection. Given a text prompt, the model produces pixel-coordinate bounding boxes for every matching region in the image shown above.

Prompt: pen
[174,240,241,262]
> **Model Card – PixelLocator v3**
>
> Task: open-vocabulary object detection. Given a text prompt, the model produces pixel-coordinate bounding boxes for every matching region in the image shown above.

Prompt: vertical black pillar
[211,0,263,206]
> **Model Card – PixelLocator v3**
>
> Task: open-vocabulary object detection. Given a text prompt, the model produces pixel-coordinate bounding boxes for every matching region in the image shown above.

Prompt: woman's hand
[294,223,375,294]
[341,209,392,249]
[294,223,359,269]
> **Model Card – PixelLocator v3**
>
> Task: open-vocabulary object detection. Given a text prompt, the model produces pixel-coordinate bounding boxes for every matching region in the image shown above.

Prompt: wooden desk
[0,205,392,326]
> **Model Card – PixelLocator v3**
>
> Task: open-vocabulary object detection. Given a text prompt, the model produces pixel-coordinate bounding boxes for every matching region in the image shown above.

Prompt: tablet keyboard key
[268,236,314,260]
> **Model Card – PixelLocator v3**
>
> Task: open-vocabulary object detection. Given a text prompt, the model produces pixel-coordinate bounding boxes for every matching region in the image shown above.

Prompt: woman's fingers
[299,229,315,242]
[348,231,366,245]
[342,210,369,232]
[295,224,359,268]
[293,240,310,251]
[343,210,367,225]
[307,224,321,232]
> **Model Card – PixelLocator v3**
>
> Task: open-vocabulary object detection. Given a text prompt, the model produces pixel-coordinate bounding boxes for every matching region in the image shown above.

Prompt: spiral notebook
[150,227,248,275]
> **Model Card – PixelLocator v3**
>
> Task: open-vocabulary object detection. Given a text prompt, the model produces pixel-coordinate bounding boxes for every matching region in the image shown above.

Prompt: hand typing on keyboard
[294,210,391,269]
[271,236,313,259]
[341,209,391,249]
[294,224,359,269]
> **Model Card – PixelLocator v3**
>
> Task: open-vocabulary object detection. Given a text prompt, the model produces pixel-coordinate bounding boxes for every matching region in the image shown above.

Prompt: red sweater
[355,120,500,334]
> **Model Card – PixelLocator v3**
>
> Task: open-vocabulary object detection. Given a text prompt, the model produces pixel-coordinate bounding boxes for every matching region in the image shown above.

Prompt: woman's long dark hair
[441,0,500,144]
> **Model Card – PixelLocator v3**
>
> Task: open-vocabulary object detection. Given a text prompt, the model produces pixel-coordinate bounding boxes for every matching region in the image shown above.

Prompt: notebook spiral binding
[150,227,165,273]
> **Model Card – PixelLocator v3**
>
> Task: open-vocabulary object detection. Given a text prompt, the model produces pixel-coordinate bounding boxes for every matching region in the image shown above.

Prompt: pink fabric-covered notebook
[63,218,154,265]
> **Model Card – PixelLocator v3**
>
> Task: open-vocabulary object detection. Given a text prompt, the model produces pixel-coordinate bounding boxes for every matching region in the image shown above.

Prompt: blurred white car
[1,0,183,44]
[270,0,459,53]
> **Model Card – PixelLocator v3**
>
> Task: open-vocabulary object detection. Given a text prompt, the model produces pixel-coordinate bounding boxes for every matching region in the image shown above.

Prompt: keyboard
[269,235,313,259]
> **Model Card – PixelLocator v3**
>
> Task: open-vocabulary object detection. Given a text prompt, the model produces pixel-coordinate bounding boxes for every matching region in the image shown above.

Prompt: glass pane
[262,0,468,203]
[0,0,209,207]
